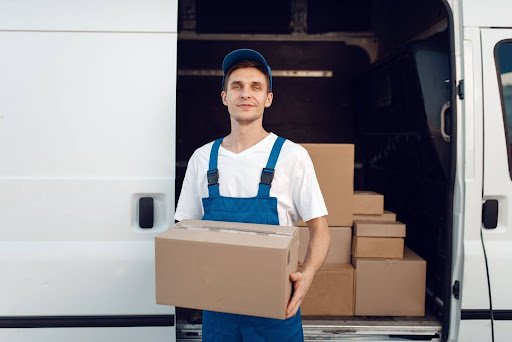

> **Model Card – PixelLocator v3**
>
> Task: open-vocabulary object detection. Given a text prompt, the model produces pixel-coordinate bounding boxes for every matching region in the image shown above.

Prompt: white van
[1,0,511,341]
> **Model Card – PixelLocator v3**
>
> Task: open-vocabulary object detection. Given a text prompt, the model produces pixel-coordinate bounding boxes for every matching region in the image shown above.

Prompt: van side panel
[0,1,177,340]
[0,327,174,342]
[481,28,512,340]
[460,28,490,310]
[0,0,176,32]
[462,0,511,28]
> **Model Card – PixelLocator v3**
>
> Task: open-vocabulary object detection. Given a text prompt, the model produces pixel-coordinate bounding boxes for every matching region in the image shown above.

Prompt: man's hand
[285,268,314,319]
[285,216,330,319]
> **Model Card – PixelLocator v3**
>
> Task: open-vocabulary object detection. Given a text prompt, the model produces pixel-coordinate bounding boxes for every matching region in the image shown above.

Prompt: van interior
[175,0,454,340]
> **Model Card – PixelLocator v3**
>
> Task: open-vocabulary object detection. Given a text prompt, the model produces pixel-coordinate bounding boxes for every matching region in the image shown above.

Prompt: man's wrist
[301,264,316,279]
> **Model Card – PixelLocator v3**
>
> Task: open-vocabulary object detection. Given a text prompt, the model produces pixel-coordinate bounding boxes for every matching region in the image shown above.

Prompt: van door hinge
[452,280,460,300]
[457,80,464,100]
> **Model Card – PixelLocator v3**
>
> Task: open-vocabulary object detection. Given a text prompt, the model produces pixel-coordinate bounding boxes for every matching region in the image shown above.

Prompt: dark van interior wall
[372,0,449,56]
[177,40,370,161]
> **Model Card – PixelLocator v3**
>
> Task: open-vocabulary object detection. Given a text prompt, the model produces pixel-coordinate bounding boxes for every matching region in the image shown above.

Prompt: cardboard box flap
[178,219,296,237]
[159,228,293,250]
[353,210,396,222]
[354,191,381,196]
[353,221,406,237]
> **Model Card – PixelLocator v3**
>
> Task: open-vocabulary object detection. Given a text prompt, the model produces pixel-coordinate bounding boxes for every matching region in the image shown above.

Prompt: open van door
[0,1,177,341]
[481,28,512,341]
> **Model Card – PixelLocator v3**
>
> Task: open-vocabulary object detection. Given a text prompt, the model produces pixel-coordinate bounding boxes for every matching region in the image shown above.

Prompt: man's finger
[286,292,301,318]
[289,271,302,282]
[286,286,304,317]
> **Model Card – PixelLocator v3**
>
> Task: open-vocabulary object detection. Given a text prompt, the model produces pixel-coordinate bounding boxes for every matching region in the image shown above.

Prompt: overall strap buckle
[207,169,219,186]
[260,167,275,186]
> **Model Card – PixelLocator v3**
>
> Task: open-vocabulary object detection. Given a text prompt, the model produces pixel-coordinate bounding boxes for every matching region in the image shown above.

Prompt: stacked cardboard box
[298,144,355,227]
[299,144,355,316]
[351,191,426,316]
[301,264,354,316]
[353,247,426,316]
[155,219,299,319]
[352,220,406,258]
[352,191,405,259]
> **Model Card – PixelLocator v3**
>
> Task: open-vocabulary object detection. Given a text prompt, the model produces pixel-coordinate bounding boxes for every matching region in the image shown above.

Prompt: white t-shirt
[174,133,328,226]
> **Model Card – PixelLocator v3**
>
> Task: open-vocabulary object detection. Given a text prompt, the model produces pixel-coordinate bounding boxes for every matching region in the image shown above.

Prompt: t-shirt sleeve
[174,151,204,221]
[292,149,328,222]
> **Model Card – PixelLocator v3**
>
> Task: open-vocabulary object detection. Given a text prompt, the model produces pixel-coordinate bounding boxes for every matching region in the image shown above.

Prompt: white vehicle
[1,0,511,341]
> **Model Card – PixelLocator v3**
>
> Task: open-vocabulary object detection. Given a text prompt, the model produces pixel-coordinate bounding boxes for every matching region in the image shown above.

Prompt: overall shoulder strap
[206,138,223,197]
[257,136,286,198]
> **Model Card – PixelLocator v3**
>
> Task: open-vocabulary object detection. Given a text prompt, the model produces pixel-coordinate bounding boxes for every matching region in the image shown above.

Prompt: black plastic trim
[0,315,175,328]
[461,310,512,320]
[139,197,154,229]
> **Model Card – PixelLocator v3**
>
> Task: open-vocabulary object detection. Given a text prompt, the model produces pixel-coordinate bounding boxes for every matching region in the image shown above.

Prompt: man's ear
[265,92,273,108]
[221,91,228,106]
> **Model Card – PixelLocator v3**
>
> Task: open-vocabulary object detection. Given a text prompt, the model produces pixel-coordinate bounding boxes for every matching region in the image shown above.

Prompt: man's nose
[240,87,251,98]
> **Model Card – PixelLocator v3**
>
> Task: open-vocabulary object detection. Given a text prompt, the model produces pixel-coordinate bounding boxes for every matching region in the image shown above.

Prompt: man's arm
[286,215,330,318]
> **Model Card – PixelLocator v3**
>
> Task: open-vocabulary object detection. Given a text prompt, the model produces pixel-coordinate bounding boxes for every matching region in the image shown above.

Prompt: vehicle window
[496,41,512,174]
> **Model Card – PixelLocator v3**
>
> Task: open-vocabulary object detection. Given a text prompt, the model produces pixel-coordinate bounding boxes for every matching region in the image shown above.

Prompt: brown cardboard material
[155,219,299,319]
[352,236,404,259]
[353,191,384,215]
[300,144,354,226]
[353,248,426,316]
[353,221,406,238]
[352,210,396,223]
[301,264,354,316]
[299,227,352,264]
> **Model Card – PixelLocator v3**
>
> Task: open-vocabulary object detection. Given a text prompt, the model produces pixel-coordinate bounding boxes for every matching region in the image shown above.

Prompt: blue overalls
[201,136,304,342]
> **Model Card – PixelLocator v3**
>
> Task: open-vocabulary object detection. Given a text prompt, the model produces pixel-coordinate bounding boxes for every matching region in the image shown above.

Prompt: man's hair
[223,60,272,93]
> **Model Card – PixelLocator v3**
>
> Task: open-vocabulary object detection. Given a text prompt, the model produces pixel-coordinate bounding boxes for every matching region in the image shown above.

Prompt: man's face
[221,67,273,124]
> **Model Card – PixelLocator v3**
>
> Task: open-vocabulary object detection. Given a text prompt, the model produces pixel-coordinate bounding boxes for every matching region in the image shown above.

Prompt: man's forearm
[302,216,330,276]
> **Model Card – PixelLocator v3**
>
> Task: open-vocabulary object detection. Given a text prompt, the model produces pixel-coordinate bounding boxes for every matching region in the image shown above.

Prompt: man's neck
[223,122,269,154]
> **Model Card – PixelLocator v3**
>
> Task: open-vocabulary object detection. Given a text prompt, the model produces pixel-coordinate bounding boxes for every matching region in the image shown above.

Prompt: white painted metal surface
[462,0,512,29]
[481,28,512,340]
[0,327,175,342]
[0,3,178,340]
[460,27,490,310]
[457,320,492,342]
[0,0,177,32]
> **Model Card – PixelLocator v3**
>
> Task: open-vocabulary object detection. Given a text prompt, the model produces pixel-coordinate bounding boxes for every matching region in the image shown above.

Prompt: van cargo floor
[177,314,442,341]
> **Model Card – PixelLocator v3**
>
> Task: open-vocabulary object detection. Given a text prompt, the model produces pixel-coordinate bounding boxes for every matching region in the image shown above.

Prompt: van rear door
[0,1,177,341]
[481,28,512,341]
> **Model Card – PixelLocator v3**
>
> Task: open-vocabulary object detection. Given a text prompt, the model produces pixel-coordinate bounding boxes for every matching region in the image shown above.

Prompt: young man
[175,48,330,341]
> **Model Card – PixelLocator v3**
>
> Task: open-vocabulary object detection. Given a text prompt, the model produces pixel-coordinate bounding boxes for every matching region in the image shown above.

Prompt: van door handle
[482,199,498,229]
[139,197,154,229]
[440,101,451,142]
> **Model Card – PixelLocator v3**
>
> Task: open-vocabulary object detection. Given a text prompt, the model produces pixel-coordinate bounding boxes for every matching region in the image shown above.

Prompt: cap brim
[222,49,272,90]
[222,49,269,74]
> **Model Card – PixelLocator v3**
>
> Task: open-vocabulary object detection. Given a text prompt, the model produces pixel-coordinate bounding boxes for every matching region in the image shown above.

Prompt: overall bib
[201,136,304,342]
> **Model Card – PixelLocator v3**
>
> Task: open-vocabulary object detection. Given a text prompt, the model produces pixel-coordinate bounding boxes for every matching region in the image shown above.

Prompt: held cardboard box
[300,144,355,226]
[353,191,384,215]
[299,227,352,264]
[353,221,406,238]
[352,236,404,259]
[352,210,396,223]
[155,219,299,320]
[301,263,354,316]
[353,247,426,316]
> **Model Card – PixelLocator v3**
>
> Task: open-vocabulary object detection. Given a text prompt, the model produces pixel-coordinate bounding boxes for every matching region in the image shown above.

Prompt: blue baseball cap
[222,48,273,91]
